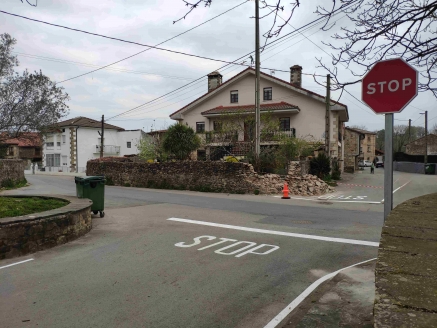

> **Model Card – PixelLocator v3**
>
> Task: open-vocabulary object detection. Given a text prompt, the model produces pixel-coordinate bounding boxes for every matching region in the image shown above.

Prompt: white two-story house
[43,116,147,173]
[170,66,349,166]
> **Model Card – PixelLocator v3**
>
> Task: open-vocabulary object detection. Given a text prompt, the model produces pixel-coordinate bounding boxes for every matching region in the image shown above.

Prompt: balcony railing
[94,145,120,154]
[204,131,239,143]
[261,129,296,141]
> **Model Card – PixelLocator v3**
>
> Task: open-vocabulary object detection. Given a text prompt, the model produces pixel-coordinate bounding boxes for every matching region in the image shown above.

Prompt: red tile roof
[201,102,299,115]
[170,67,347,118]
[2,133,41,147]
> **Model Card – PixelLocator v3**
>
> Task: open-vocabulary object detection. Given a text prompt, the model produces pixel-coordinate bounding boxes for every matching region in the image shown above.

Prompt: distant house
[43,117,148,173]
[169,66,349,167]
[405,134,437,156]
[344,127,377,172]
[1,133,42,169]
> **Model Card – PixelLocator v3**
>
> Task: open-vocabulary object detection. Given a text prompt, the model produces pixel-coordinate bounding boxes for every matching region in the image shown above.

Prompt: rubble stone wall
[0,159,25,187]
[0,196,92,260]
[87,158,333,196]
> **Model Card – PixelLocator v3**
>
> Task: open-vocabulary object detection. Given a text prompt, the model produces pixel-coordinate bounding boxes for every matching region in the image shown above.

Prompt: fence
[394,162,429,174]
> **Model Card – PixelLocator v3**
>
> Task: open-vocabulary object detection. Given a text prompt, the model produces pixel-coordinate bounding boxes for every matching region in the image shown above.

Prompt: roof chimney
[207,71,223,92]
[290,65,302,88]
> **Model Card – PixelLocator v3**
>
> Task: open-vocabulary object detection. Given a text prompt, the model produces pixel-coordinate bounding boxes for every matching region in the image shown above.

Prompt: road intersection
[1,170,435,327]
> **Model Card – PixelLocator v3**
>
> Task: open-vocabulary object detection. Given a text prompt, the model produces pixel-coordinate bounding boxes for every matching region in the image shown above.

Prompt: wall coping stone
[0,195,92,224]
[374,192,437,327]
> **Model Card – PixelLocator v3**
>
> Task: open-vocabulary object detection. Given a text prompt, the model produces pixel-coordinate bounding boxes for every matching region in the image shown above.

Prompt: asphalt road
[1,171,434,327]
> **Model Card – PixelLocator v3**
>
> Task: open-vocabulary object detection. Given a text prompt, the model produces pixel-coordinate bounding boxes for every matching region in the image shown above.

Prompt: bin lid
[75,176,105,181]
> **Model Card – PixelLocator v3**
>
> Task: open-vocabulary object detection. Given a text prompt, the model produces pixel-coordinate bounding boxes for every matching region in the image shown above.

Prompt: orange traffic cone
[281,182,290,199]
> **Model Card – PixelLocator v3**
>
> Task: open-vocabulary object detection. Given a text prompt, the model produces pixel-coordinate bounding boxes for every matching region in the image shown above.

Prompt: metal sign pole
[384,113,394,221]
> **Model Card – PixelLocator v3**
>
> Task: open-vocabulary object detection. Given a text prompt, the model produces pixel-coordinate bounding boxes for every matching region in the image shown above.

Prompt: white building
[43,117,147,173]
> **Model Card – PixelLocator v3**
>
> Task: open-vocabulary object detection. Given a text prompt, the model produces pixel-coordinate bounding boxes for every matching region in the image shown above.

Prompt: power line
[105,5,359,122]
[12,51,196,81]
[1,7,303,82]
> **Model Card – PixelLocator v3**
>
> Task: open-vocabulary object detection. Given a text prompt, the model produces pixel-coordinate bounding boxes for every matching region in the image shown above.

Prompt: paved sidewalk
[282,260,376,327]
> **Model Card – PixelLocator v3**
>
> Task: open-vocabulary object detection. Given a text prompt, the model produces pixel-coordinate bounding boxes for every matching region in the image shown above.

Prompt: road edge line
[263,257,377,328]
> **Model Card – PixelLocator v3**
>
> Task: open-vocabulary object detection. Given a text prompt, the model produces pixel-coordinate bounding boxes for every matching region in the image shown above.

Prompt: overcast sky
[2,0,435,132]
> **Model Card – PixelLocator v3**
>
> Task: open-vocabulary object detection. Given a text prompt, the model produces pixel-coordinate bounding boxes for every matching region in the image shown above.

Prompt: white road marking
[381,180,411,202]
[0,258,34,270]
[272,195,381,204]
[264,257,377,328]
[167,218,379,247]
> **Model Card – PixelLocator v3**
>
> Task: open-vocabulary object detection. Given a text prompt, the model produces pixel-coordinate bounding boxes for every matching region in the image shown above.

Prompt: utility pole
[254,0,261,158]
[424,110,428,165]
[325,74,331,154]
[408,119,411,143]
[100,115,104,158]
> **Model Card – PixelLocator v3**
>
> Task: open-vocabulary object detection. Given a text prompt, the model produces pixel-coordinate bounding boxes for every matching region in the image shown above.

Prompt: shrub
[310,153,331,179]
[162,124,201,160]
[331,158,341,180]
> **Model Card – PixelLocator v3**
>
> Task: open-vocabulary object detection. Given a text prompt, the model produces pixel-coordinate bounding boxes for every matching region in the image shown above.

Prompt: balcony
[204,131,239,143]
[94,145,120,155]
[260,129,296,141]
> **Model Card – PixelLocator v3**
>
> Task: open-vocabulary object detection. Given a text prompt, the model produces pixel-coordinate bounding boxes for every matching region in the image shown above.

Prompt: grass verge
[1,178,28,190]
[0,197,69,218]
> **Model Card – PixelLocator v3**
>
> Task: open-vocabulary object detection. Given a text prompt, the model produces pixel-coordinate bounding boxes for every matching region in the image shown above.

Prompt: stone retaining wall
[374,193,437,327]
[0,159,26,187]
[87,158,333,196]
[0,195,92,260]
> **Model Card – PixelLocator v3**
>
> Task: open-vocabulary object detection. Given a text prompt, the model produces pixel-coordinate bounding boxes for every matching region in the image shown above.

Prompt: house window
[263,87,272,101]
[368,136,370,141]
[46,154,60,167]
[214,121,222,131]
[230,90,238,103]
[279,117,290,131]
[57,142,61,147]
[367,146,371,152]
[62,128,65,132]
[62,135,66,144]
[196,122,205,133]
[8,147,14,156]
[46,135,54,148]
[127,142,131,148]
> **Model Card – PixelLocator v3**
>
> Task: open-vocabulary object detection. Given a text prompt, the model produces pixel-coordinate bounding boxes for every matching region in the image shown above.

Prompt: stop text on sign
[366,78,412,94]
[175,235,279,258]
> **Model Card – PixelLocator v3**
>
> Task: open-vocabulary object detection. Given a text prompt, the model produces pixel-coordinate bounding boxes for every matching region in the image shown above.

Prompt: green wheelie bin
[425,163,436,175]
[75,176,106,217]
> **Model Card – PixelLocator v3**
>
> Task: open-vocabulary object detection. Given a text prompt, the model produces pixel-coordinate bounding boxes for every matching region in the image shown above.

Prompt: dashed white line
[0,258,34,270]
[272,195,381,204]
[263,257,377,328]
[167,218,379,247]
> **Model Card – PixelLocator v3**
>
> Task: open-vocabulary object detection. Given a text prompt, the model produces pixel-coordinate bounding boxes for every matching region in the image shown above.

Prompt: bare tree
[176,1,437,97]
[431,122,437,134]
[0,34,69,143]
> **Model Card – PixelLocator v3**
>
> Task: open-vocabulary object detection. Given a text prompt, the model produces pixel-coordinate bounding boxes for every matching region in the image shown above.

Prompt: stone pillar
[69,127,77,172]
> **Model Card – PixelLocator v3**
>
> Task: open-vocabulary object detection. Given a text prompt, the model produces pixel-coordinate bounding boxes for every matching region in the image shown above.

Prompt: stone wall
[344,129,360,173]
[406,134,437,156]
[87,158,333,196]
[374,193,437,326]
[0,195,92,260]
[0,159,25,187]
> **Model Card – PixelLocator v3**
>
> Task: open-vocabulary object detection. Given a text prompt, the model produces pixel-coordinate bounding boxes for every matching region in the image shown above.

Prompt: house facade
[2,133,42,169]
[345,127,376,162]
[344,128,362,172]
[170,67,349,165]
[405,134,437,156]
[43,117,147,173]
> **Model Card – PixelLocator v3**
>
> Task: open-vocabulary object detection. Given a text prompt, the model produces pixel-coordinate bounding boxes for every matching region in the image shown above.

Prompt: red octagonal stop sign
[362,58,418,114]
